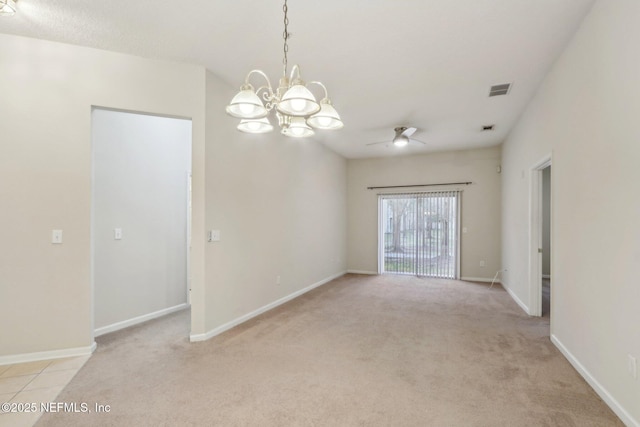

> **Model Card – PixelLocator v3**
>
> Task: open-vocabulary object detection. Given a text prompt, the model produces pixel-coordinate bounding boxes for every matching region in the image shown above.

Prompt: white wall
[347,146,501,279]
[92,109,191,330]
[0,34,206,359]
[198,71,348,336]
[501,0,640,423]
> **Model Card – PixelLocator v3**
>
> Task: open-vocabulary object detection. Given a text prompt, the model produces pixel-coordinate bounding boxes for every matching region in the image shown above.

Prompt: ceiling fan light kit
[393,135,410,147]
[367,126,426,148]
[225,0,343,137]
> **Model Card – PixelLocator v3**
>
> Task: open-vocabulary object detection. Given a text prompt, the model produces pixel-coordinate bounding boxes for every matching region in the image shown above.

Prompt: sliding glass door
[379,191,460,279]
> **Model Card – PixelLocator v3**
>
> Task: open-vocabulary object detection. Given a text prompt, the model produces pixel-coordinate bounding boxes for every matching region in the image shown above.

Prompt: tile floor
[0,356,90,427]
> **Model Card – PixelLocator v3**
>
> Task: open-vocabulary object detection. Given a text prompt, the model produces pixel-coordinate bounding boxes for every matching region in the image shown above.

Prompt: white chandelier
[225,0,343,137]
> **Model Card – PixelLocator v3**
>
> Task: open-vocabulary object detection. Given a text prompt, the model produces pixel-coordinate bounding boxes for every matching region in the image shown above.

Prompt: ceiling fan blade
[365,141,391,146]
[400,127,417,137]
[410,138,427,145]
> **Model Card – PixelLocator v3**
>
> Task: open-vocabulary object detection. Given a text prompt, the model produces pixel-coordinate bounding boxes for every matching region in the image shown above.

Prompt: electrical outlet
[276,275,281,286]
[629,354,637,379]
[479,260,485,267]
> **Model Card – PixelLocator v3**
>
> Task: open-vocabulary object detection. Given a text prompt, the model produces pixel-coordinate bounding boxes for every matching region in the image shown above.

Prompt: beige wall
[501,0,640,423]
[0,31,349,356]
[0,34,206,357]
[347,147,501,279]
[0,33,347,358]
[201,71,347,333]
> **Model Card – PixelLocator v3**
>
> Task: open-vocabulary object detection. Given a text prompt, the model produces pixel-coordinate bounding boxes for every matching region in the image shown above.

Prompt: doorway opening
[378,191,460,278]
[91,107,192,338]
[541,166,551,318]
[529,155,552,317]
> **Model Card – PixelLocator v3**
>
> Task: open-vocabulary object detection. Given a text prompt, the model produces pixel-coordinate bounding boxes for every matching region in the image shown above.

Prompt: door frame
[377,197,384,274]
[528,154,552,317]
[90,106,193,338]
[377,191,461,278]
[186,172,192,304]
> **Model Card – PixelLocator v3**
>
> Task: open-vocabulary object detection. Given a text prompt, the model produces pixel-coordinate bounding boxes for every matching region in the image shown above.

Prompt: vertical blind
[379,191,460,279]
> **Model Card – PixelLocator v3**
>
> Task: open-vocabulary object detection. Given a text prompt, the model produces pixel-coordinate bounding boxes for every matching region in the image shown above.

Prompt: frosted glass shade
[282,117,314,138]
[393,135,409,147]
[307,100,343,130]
[226,89,267,119]
[237,117,274,134]
[277,84,320,117]
[0,0,16,16]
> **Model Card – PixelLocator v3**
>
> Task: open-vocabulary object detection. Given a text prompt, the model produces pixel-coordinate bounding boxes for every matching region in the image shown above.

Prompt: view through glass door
[379,191,460,278]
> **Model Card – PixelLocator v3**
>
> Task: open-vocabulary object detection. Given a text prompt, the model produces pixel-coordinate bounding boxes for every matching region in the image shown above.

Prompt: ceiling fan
[366,126,426,148]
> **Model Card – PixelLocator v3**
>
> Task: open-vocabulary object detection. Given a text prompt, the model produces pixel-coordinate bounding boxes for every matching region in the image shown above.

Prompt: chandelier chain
[282,0,289,77]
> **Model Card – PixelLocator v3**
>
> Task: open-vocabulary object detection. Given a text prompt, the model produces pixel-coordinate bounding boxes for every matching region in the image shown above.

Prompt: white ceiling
[0,0,595,158]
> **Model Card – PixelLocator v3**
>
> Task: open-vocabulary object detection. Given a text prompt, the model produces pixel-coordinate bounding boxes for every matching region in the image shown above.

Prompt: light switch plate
[52,229,63,244]
[208,230,221,242]
[114,228,122,240]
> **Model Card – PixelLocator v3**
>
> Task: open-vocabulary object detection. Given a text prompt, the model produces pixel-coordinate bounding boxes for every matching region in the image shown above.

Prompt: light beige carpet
[37,274,623,426]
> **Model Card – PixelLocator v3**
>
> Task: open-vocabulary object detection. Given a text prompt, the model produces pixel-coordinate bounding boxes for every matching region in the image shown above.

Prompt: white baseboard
[95,303,189,337]
[0,342,97,366]
[551,335,638,427]
[190,271,345,342]
[502,281,530,314]
[346,270,378,275]
[460,276,500,283]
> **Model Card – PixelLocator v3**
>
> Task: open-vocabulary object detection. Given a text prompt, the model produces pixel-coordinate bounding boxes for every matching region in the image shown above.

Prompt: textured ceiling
[0,0,595,158]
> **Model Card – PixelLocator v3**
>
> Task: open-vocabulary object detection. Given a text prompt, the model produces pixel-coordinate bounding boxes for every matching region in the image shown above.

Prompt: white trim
[0,342,96,366]
[95,303,189,337]
[529,154,552,317]
[460,276,500,283]
[347,270,378,275]
[503,281,530,314]
[186,172,192,305]
[455,193,461,279]
[378,191,461,278]
[551,335,639,427]
[190,272,345,342]
[377,196,384,275]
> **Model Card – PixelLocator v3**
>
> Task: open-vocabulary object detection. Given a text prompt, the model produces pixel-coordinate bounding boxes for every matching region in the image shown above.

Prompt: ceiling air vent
[489,83,511,97]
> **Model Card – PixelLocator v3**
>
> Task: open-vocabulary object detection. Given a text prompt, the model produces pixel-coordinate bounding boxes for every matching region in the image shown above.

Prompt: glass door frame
[377,191,461,279]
